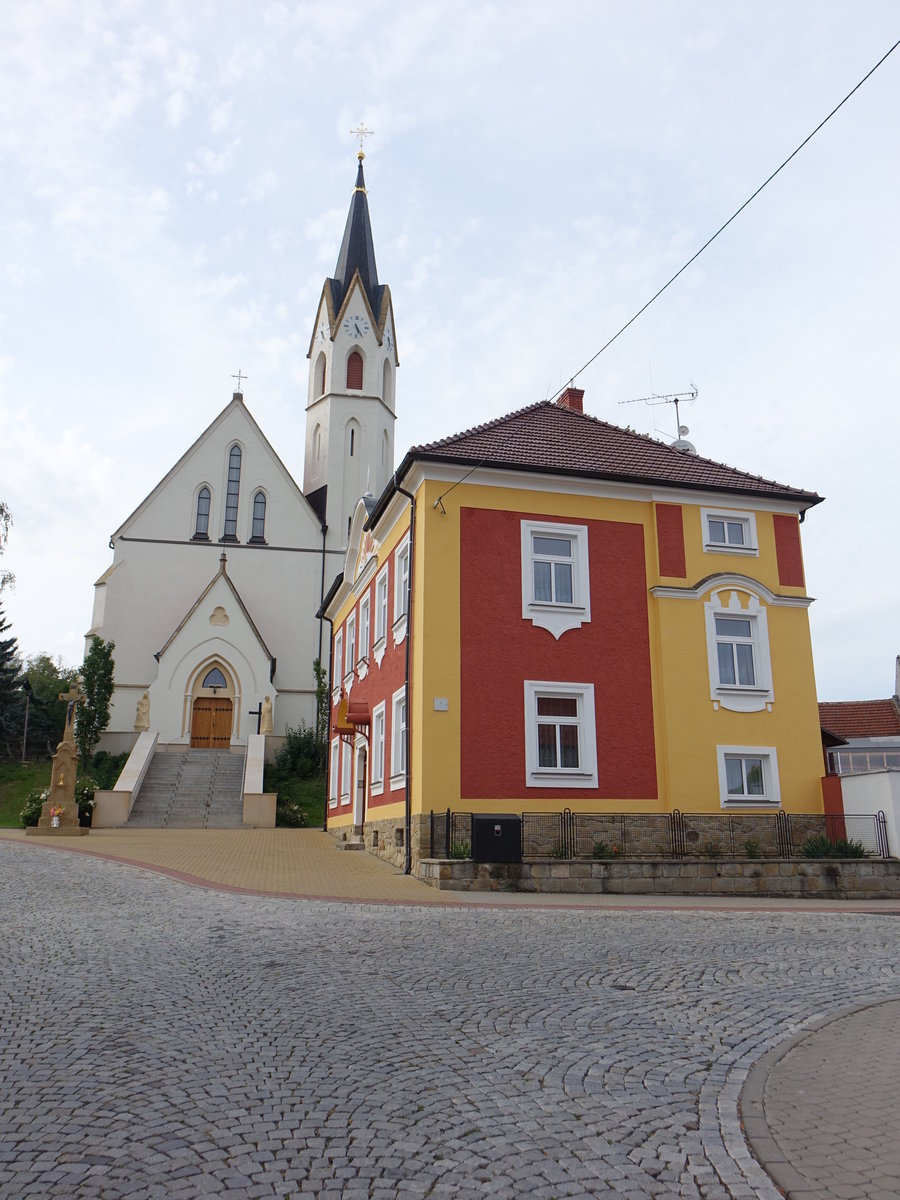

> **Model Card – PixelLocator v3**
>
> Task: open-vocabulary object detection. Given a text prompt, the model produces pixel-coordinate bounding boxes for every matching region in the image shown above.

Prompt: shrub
[89,750,129,790]
[701,840,722,857]
[743,838,763,859]
[20,787,47,828]
[591,840,621,859]
[274,722,323,780]
[449,841,471,860]
[74,777,96,827]
[275,798,305,828]
[801,834,870,859]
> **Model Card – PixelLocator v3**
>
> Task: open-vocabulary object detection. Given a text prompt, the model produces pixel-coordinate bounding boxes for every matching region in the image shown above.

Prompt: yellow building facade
[323,389,825,869]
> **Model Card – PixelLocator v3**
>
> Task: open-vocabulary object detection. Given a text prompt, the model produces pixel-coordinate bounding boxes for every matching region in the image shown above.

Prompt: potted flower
[49,804,64,828]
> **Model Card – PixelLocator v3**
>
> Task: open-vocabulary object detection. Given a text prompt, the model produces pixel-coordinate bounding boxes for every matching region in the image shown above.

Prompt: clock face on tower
[384,327,394,352]
[343,314,370,339]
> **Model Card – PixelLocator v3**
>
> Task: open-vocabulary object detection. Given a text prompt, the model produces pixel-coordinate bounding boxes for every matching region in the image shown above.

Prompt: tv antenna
[619,385,698,448]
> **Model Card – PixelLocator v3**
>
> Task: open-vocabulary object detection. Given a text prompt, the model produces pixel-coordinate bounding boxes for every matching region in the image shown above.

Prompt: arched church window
[346,351,363,390]
[349,428,355,457]
[314,424,322,461]
[223,445,241,540]
[194,487,211,540]
[251,490,267,542]
[202,667,227,690]
[315,352,326,397]
[383,358,393,407]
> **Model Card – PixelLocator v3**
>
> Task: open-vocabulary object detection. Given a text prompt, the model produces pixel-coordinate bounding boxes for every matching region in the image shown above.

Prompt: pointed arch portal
[189,660,236,748]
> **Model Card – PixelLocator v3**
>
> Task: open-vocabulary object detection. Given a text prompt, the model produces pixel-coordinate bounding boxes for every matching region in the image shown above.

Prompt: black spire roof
[329,157,384,318]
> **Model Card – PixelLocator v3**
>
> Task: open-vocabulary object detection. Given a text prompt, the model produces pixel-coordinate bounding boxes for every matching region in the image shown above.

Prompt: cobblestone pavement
[742,998,900,1200]
[3,842,900,1200]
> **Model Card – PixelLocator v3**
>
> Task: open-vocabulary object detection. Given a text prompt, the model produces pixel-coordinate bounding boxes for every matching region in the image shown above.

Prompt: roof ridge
[414,399,818,498]
[412,400,549,451]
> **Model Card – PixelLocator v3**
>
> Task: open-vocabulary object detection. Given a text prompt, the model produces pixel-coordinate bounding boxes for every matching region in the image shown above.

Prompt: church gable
[114,396,323,545]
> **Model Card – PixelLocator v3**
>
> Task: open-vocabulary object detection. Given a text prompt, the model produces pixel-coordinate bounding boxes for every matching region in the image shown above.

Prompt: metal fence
[427,809,890,860]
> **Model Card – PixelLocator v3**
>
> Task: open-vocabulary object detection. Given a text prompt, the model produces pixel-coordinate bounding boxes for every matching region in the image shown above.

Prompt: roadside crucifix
[27,680,90,837]
[59,681,86,746]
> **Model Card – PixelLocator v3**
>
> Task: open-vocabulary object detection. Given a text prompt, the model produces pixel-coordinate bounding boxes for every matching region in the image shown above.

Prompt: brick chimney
[557,386,584,413]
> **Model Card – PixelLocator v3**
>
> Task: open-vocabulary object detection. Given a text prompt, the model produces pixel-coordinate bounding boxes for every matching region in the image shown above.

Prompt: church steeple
[303,151,399,551]
[329,156,384,320]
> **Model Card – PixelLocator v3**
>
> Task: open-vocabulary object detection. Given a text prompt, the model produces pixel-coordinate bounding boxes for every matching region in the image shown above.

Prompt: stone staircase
[127,749,246,828]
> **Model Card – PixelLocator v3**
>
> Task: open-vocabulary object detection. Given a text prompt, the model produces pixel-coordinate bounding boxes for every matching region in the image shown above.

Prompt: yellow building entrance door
[190,697,233,748]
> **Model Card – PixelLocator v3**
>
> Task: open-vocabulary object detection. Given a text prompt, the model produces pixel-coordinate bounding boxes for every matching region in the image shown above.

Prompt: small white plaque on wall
[433,697,449,712]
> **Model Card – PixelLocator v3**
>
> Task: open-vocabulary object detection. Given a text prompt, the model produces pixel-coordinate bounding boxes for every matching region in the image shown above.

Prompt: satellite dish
[678,424,690,437]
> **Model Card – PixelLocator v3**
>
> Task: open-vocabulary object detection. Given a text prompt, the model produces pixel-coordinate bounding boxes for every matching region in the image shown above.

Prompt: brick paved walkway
[3,841,900,1198]
[742,998,900,1199]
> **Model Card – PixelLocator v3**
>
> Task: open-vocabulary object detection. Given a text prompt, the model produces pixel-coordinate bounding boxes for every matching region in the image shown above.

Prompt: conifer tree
[0,603,23,757]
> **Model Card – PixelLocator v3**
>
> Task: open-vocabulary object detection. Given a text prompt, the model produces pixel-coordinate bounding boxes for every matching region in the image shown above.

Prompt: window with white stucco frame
[328,739,339,809]
[524,681,598,788]
[393,535,410,645]
[521,520,591,638]
[344,612,356,691]
[371,701,386,796]
[701,508,758,556]
[358,593,371,679]
[341,741,352,805]
[332,629,343,702]
[390,687,407,787]
[373,564,389,667]
[704,588,773,713]
[716,746,780,808]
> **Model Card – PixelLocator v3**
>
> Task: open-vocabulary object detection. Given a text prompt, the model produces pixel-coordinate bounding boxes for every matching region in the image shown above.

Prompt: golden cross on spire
[350,122,374,160]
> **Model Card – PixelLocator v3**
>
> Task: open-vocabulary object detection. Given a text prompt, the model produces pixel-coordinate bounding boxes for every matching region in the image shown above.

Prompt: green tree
[75,637,115,768]
[0,603,23,758]
[22,653,78,756]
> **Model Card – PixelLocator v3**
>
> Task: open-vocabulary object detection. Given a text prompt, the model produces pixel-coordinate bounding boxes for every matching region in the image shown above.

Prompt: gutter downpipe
[394,474,416,875]
[319,520,330,832]
[321,611,334,833]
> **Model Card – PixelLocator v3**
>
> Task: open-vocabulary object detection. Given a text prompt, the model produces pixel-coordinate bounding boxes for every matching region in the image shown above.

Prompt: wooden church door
[190,698,233,748]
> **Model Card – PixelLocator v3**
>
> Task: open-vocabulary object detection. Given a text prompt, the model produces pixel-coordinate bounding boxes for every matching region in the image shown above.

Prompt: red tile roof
[818,700,900,739]
[409,402,822,504]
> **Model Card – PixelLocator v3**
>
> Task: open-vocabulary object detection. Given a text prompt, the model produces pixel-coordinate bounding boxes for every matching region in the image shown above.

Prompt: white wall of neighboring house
[840,770,900,858]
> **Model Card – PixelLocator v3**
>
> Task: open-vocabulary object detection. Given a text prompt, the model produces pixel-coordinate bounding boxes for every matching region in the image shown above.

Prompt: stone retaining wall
[416,857,900,899]
[328,813,432,871]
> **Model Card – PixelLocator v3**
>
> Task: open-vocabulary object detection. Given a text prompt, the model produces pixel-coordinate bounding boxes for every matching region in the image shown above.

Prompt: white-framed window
[341,741,352,805]
[390,686,407,785]
[328,739,340,809]
[332,629,343,701]
[373,564,389,666]
[717,746,780,807]
[704,587,773,712]
[345,612,356,680]
[358,593,371,678]
[393,535,410,644]
[521,520,591,639]
[523,681,598,788]
[371,701,386,795]
[701,508,758,556]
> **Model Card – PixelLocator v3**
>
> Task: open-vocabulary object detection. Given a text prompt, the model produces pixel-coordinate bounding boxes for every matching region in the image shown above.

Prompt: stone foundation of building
[416,856,900,899]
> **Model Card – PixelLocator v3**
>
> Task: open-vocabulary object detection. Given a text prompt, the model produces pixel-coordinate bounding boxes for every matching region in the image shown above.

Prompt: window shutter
[346,351,363,390]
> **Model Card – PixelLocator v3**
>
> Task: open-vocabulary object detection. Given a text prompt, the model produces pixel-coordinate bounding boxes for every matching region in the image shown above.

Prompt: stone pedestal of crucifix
[26,683,91,837]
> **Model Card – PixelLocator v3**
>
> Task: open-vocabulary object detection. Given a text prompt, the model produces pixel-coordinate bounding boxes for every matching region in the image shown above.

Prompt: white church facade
[88,153,397,755]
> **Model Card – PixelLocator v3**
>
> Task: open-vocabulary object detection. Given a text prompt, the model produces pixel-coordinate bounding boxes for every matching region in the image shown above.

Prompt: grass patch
[0,761,52,827]
[264,767,326,828]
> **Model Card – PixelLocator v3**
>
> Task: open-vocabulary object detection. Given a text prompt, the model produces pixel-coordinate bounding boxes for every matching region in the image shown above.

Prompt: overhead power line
[432,34,900,510]
[549,34,900,403]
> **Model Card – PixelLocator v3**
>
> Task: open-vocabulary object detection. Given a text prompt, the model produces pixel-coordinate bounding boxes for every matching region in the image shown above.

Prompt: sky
[0,1,897,702]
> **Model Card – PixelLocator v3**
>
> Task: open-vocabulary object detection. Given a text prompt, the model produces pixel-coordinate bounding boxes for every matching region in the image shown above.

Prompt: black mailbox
[472,815,522,864]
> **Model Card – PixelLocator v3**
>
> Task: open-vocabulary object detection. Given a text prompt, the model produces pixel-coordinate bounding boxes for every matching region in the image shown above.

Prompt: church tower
[303,152,398,549]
